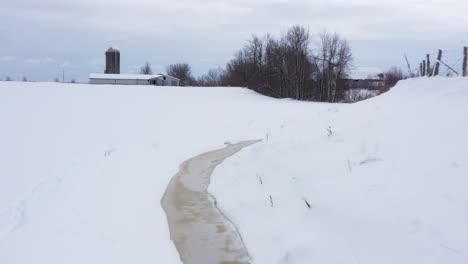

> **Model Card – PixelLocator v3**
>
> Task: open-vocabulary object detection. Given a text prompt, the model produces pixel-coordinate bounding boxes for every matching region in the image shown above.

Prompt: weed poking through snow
[257,174,263,185]
[327,126,333,137]
[347,159,352,172]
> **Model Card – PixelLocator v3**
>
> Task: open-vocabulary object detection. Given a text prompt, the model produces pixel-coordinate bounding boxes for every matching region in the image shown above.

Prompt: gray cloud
[0,56,17,62]
[1,0,467,81]
[23,57,55,64]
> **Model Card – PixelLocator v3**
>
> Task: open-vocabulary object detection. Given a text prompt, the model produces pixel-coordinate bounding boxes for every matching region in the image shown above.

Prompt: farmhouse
[89,73,180,86]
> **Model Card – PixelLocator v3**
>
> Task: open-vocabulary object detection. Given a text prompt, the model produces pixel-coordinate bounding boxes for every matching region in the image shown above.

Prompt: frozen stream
[162,141,260,264]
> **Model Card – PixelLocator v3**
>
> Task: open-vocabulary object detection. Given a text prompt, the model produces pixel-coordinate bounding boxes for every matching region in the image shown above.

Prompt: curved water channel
[162,140,261,264]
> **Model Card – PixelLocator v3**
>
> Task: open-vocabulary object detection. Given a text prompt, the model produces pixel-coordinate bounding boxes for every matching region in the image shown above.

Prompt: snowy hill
[210,77,468,263]
[1,78,467,263]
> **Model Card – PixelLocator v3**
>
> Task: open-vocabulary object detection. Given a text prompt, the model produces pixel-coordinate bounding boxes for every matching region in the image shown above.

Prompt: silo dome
[106,47,120,53]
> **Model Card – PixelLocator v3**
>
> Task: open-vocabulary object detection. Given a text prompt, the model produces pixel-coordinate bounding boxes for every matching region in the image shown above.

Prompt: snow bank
[210,77,468,264]
[1,77,467,264]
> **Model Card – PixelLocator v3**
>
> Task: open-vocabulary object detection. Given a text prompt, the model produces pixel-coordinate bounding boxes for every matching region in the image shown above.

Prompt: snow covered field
[1,78,467,263]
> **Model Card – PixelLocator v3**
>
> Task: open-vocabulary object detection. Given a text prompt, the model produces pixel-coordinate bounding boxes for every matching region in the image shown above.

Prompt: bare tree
[283,25,313,100]
[224,50,251,87]
[263,34,287,97]
[384,66,404,90]
[167,63,195,86]
[225,26,319,100]
[313,30,353,102]
[140,62,153,75]
[222,26,352,102]
[5,76,12,81]
[197,68,226,86]
[245,35,264,74]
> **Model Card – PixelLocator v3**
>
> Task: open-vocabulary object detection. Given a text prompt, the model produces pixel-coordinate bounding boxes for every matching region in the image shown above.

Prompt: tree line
[221,26,354,102]
[139,25,406,102]
[141,26,354,102]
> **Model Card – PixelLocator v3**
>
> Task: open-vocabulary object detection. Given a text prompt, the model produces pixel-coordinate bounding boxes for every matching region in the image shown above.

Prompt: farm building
[89,47,180,86]
[345,78,386,90]
[344,67,385,90]
[89,73,180,86]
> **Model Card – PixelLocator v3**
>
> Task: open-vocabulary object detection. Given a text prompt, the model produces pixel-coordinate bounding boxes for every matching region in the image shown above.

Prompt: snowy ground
[1,78,467,263]
[210,77,468,263]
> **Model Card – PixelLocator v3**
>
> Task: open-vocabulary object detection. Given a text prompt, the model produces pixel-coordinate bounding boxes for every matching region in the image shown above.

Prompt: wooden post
[422,60,426,76]
[463,47,467,77]
[427,54,432,76]
[434,49,442,76]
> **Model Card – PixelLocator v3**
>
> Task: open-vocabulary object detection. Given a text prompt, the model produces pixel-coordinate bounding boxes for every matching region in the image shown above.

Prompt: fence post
[427,54,432,76]
[434,49,442,76]
[463,47,467,77]
[423,60,426,76]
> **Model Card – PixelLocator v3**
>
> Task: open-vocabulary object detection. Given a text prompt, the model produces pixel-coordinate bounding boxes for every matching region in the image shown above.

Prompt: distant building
[89,73,180,86]
[344,67,385,90]
[345,78,385,90]
[105,47,120,74]
[89,47,180,86]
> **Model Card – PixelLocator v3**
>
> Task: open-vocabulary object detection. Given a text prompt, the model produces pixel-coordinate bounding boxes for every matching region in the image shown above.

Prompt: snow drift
[210,77,468,263]
[0,77,467,264]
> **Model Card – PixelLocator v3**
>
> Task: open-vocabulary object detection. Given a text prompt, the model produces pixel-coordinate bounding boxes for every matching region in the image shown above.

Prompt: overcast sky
[1,0,467,82]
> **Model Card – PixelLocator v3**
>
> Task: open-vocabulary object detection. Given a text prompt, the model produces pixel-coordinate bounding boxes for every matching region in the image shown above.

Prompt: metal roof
[348,67,384,80]
[89,73,180,81]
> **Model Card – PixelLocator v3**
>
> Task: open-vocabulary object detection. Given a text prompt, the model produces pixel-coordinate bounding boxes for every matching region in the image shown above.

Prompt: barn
[89,73,180,86]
